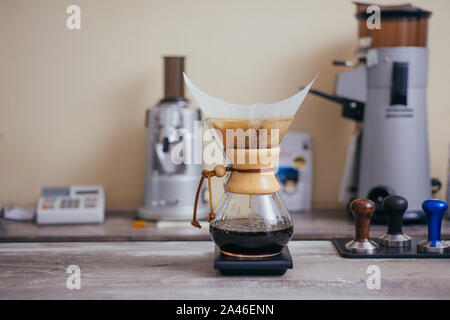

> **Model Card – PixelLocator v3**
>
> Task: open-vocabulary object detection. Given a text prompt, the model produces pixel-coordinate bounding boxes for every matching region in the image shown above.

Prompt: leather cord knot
[191,165,230,228]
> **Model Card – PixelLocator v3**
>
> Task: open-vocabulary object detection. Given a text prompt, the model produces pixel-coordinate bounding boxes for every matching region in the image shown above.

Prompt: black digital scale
[214,246,293,276]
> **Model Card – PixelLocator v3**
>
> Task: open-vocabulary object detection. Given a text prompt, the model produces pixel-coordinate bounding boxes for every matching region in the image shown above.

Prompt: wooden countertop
[1,210,449,242]
[1,241,449,299]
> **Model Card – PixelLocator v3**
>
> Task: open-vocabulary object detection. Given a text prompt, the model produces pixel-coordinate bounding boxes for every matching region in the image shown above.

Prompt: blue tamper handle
[422,199,448,243]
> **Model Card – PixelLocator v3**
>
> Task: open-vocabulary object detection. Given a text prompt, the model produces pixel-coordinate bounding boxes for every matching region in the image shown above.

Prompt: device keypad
[60,199,80,209]
[41,196,98,211]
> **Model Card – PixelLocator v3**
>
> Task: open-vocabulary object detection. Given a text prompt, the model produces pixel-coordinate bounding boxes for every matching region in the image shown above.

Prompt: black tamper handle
[382,195,408,235]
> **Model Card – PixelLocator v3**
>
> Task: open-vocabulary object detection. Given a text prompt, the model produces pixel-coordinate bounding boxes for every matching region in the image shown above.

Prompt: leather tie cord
[191,166,230,228]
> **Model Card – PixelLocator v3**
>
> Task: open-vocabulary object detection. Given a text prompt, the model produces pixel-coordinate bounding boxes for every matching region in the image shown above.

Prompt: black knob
[382,195,408,235]
[367,186,395,224]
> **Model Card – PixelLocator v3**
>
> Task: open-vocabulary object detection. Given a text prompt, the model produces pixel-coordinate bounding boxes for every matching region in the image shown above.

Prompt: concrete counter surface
[0,241,449,300]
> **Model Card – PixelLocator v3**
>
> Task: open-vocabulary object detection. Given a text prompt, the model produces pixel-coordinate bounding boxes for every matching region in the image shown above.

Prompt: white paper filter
[184,73,317,120]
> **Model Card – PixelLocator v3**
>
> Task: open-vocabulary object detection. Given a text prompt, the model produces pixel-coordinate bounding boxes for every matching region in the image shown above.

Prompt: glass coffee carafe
[185,74,315,258]
[210,193,293,257]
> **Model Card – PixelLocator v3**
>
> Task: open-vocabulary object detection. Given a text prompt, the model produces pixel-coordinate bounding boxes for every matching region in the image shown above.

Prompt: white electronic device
[37,185,105,225]
[277,132,313,212]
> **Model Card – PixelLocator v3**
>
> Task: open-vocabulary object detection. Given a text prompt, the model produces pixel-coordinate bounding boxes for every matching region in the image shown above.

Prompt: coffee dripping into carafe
[185,74,316,261]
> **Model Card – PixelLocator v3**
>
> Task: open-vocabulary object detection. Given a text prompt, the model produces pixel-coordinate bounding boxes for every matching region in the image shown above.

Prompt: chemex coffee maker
[185,74,315,275]
[308,2,441,223]
[137,57,209,221]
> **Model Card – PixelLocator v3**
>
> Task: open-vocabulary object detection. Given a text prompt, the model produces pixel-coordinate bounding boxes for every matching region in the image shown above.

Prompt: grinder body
[358,47,431,221]
[137,57,208,221]
[308,4,434,223]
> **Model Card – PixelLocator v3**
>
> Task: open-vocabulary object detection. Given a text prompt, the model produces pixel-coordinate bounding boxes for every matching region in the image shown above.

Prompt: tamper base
[379,233,412,247]
[345,240,379,254]
[417,240,450,254]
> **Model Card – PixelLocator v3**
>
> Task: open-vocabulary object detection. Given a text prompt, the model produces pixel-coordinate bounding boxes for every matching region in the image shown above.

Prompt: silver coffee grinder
[138,57,209,221]
[308,3,441,223]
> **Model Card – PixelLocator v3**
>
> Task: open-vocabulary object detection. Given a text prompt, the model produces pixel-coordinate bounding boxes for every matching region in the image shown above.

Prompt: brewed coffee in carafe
[210,193,293,256]
[185,74,315,258]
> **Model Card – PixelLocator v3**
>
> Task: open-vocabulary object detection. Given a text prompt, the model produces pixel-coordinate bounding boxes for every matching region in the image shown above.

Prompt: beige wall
[0,0,449,210]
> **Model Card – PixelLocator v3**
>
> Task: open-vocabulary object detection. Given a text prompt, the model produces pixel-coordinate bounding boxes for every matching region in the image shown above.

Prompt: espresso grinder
[137,57,209,221]
[307,3,440,223]
[186,74,315,275]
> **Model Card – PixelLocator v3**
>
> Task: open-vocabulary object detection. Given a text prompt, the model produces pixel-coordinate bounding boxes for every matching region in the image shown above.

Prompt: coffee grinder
[307,3,440,223]
[185,74,315,275]
[137,57,209,221]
